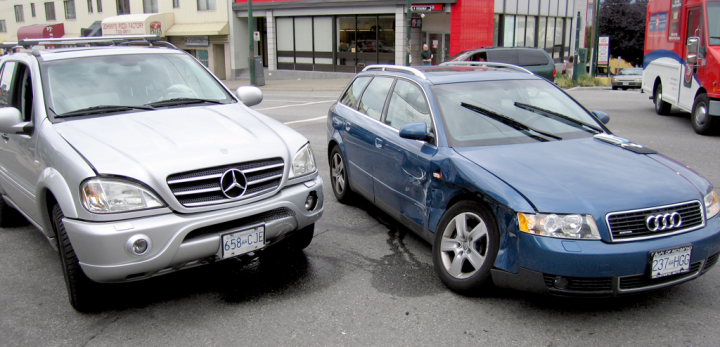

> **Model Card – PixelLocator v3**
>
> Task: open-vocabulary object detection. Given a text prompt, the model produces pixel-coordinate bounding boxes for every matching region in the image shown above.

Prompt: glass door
[423,33,450,65]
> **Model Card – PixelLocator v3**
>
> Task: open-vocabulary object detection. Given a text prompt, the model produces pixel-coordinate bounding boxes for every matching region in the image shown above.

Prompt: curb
[565,86,612,91]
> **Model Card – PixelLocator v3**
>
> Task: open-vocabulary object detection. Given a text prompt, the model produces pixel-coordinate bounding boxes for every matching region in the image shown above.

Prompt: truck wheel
[52,204,99,312]
[654,83,671,115]
[691,93,717,135]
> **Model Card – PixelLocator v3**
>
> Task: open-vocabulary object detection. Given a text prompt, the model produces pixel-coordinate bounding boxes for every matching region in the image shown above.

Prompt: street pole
[248,0,256,86]
[406,0,411,66]
[591,0,600,77]
[572,11,581,83]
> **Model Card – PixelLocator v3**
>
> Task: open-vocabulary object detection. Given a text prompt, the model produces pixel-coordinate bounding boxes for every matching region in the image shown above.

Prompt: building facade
[230,0,588,78]
[0,0,231,78]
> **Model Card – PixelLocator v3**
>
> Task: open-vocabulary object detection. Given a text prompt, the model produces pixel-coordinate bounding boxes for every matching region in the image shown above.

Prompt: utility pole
[406,0,411,66]
[573,11,581,83]
[248,0,256,86]
[591,0,600,77]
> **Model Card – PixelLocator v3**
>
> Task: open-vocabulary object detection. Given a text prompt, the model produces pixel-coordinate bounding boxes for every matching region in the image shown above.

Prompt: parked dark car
[445,47,557,80]
[326,63,720,296]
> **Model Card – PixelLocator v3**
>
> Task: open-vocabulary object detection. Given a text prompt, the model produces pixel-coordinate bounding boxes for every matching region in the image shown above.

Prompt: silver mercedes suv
[0,36,323,311]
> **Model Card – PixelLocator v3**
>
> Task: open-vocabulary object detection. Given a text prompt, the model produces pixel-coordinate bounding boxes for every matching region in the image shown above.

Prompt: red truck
[643,0,720,134]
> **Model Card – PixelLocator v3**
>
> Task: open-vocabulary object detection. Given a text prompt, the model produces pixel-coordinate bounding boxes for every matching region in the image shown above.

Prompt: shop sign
[150,21,162,36]
[411,4,444,11]
[102,22,145,35]
[598,36,610,65]
[185,36,209,47]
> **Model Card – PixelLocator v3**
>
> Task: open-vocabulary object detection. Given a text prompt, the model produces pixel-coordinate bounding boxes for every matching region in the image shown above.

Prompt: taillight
[553,68,557,78]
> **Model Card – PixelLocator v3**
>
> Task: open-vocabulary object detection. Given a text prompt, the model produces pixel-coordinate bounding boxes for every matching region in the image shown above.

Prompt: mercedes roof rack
[362,65,427,79]
[439,61,534,75]
[17,35,168,49]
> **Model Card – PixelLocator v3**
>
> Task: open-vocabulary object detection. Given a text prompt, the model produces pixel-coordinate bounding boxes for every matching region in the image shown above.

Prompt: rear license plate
[650,246,692,279]
[221,226,265,259]
[623,82,629,85]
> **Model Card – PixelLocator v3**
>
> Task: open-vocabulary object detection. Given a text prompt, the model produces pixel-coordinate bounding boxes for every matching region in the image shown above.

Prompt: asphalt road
[1,88,719,347]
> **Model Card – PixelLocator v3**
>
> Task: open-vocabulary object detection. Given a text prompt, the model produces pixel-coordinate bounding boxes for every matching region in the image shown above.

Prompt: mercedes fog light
[305,191,318,211]
[125,234,152,256]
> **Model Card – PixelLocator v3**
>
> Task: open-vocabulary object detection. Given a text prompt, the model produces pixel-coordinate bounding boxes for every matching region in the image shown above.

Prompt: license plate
[623,82,629,85]
[650,246,692,279]
[221,226,265,259]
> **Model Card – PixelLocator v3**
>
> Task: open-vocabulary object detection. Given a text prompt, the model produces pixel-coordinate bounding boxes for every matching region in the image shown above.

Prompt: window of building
[514,16,525,47]
[116,0,129,15]
[143,0,157,13]
[31,3,36,17]
[15,5,25,22]
[554,18,564,60]
[64,0,76,19]
[336,15,394,72]
[87,0,93,12]
[197,0,215,11]
[0,20,6,33]
[493,14,500,46]
[45,2,56,21]
[173,0,179,8]
[525,16,536,47]
[97,0,102,12]
[503,15,514,47]
[537,17,547,49]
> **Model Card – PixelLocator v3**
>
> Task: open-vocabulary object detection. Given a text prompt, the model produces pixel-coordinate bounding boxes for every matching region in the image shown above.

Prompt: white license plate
[650,246,692,279]
[221,226,265,259]
[623,82,629,85]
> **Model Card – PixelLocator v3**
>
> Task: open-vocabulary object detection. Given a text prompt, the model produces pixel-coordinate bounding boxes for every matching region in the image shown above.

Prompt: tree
[598,0,648,67]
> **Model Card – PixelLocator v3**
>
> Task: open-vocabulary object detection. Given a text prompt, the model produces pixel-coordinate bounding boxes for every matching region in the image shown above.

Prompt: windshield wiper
[57,105,154,117]
[144,98,223,107]
[460,102,562,142]
[514,102,603,134]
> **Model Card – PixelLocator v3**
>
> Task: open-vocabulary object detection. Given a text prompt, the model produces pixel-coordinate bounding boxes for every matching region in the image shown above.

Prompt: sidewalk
[220,78,352,92]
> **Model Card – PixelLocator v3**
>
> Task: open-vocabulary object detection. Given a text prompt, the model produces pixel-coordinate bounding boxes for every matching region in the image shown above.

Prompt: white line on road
[255,100,334,111]
[284,116,326,125]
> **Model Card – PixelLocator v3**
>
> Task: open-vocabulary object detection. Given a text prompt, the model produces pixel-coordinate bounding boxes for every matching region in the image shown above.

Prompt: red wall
[450,0,495,56]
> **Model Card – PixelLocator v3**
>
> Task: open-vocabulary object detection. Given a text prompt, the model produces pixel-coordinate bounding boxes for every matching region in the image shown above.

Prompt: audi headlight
[705,190,720,219]
[289,143,317,179]
[81,178,166,213]
[518,212,601,240]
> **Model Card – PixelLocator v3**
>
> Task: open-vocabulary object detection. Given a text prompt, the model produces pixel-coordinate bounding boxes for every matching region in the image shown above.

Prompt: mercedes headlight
[518,212,601,240]
[289,143,317,179]
[81,178,166,213]
[705,190,720,219]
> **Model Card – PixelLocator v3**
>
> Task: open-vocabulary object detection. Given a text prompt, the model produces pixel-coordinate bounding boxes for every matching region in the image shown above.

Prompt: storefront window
[526,16,536,47]
[514,16,525,47]
[276,17,294,66]
[503,15,515,47]
[197,49,209,67]
[538,17,546,50]
[493,14,499,46]
[554,18,564,60]
[545,17,555,52]
[294,17,313,66]
[565,19,572,58]
[314,17,333,65]
[378,16,394,63]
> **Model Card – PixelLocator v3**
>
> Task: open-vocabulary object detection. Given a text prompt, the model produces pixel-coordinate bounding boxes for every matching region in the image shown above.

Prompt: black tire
[654,83,672,115]
[611,86,618,90]
[0,196,23,228]
[51,204,99,312]
[329,145,353,203]
[622,87,628,90]
[286,223,314,252]
[432,201,499,294]
[691,93,717,135]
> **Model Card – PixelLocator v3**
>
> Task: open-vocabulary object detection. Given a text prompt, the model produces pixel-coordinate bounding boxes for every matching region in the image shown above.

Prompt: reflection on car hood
[455,137,703,216]
[54,104,291,182]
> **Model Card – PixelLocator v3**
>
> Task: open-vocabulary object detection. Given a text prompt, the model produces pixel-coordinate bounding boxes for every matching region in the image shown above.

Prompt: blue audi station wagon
[326,63,720,296]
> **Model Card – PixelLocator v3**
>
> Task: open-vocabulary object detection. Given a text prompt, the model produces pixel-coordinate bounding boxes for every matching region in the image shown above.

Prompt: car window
[487,50,520,65]
[385,79,431,131]
[357,77,394,121]
[41,53,233,116]
[620,68,642,75]
[340,76,372,108]
[0,62,17,108]
[518,50,551,66]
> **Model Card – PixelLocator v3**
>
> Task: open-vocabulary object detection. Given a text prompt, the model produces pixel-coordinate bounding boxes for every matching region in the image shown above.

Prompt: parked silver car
[0,36,323,311]
[611,68,643,90]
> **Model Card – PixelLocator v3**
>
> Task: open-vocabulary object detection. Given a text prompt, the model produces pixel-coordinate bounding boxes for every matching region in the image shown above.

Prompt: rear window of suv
[487,50,519,65]
[518,50,551,66]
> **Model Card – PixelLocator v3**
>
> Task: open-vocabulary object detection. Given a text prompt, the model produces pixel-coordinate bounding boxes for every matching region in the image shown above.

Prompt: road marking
[284,116,326,125]
[255,100,334,111]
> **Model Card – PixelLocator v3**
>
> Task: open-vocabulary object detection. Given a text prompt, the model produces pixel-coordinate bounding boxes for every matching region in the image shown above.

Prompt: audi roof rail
[362,65,427,79]
[439,61,534,75]
[18,35,167,49]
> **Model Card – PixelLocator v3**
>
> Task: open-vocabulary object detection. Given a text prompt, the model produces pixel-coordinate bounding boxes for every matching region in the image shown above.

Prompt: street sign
[598,36,610,65]
[253,31,261,42]
[411,4,444,11]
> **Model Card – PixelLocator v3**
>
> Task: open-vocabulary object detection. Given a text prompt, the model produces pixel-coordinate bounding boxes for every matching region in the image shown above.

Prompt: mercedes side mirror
[236,86,263,107]
[399,122,434,142]
[687,37,700,64]
[0,107,28,134]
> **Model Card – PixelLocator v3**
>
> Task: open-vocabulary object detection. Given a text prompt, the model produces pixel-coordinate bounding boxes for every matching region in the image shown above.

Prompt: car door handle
[345,122,351,132]
[375,138,383,149]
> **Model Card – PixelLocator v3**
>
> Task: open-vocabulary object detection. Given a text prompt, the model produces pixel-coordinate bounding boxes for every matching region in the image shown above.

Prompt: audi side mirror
[399,122,434,142]
[592,110,610,124]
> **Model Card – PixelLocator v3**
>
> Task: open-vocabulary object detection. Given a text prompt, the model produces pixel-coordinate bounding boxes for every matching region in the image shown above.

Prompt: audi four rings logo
[220,169,247,199]
[646,212,683,232]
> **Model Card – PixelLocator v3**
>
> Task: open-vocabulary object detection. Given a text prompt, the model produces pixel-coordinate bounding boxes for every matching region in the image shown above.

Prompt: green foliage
[555,74,607,88]
[555,75,575,88]
[598,0,648,67]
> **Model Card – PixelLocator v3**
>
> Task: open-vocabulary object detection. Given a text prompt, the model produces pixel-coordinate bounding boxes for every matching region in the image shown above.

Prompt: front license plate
[623,82,629,85]
[221,226,265,259]
[650,246,692,279]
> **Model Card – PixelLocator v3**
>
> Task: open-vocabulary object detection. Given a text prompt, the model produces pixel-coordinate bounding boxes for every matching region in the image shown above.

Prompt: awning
[165,22,228,36]
[17,23,65,40]
[101,13,174,36]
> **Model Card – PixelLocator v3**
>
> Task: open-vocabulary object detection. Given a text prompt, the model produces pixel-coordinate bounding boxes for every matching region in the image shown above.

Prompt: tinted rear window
[487,50,519,65]
[518,50,551,66]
